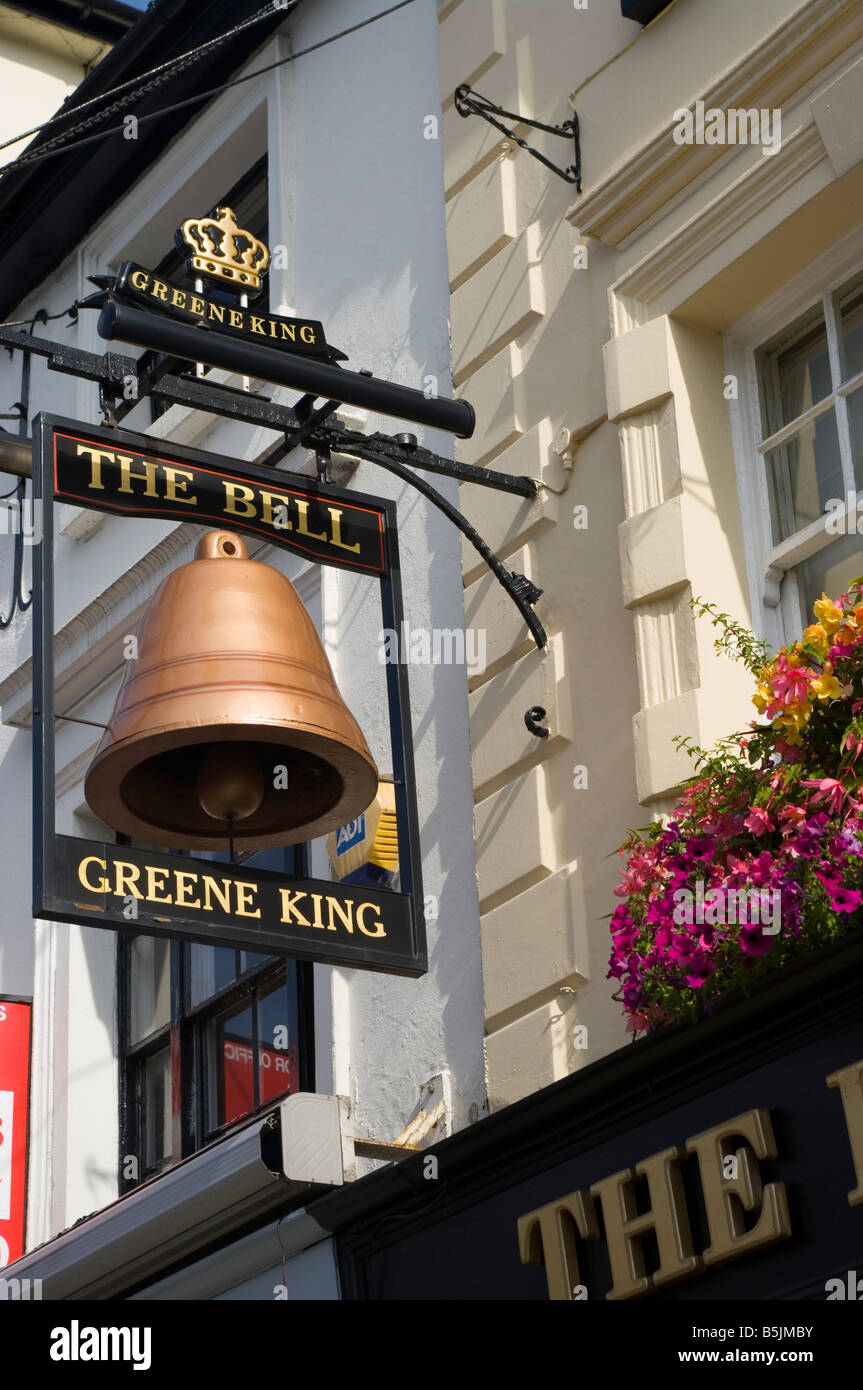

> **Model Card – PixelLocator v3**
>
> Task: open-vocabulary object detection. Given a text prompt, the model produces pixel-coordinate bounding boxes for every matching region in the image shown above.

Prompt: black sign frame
[32,414,427,977]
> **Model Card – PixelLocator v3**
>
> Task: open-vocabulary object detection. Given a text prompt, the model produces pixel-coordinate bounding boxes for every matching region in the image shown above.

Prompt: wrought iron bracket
[524,705,550,738]
[454,83,581,190]
[313,434,547,651]
[0,321,547,649]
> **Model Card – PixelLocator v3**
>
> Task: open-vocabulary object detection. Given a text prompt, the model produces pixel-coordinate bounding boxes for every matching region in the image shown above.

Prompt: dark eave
[1,0,140,45]
[0,0,292,320]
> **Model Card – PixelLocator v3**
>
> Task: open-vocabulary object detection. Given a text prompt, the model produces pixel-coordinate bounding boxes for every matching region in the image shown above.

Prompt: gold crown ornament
[176,206,270,294]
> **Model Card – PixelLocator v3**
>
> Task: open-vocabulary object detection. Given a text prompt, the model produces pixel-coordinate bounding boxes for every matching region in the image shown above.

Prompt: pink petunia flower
[743,807,774,837]
[800,777,846,816]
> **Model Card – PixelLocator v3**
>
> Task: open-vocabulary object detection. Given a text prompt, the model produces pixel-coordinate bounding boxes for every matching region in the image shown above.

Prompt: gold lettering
[356,902,386,938]
[222,480,256,517]
[827,1059,863,1206]
[259,490,293,529]
[279,323,296,342]
[171,288,187,309]
[268,320,279,339]
[190,296,205,316]
[229,309,243,328]
[75,445,113,490]
[113,860,143,899]
[326,897,354,933]
[130,270,149,291]
[78,856,109,894]
[150,279,169,302]
[163,466,197,506]
[202,875,231,913]
[117,453,158,497]
[145,866,173,904]
[173,870,201,909]
[235,881,261,919]
[310,893,325,928]
[589,1147,700,1299]
[250,316,266,335]
[208,303,225,324]
[295,498,327,542]
[327,508,361,554]
[279,888,311,926]
[300,325,315,344]
[517,1192,599,1301]
[685,1108,790,1266]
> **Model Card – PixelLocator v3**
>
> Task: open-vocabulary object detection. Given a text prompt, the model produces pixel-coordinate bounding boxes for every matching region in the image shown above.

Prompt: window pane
[143,1048,172,1171]
[190,945,237,1005]
[243,846,300,874]
[757,301,831,436]
[839,270,863,382]
[765,410,842,540]
[241,951,270,973]
[130,936,171,1044]
[206,1002,255,1129]
[849,385,863,490]
[257,975,299,1106]
[795,532,863,627]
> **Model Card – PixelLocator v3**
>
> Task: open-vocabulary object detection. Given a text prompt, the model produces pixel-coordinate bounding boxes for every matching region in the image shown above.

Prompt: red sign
[223,1035,298,1125]
[0,1001,31,1268]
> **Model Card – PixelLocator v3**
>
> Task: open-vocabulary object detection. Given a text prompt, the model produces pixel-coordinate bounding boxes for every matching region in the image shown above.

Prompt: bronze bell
[84,530,379,852]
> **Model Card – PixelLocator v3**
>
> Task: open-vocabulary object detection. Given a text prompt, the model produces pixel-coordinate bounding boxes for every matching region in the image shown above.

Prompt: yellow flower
[813,592,843,634]
[802,624,830,658]
[774,705,810,736]
[752,681,771,713]
[810,662,842,702]
[778,726,804,747]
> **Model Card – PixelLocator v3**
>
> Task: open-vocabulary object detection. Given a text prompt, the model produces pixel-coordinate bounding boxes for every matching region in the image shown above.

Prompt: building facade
[0,0,862,1302]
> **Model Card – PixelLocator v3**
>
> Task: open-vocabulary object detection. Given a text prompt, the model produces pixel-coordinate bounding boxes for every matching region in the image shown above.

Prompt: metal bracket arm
[0,324,548,649]
[322,436,547,651]
[454,83,581,190]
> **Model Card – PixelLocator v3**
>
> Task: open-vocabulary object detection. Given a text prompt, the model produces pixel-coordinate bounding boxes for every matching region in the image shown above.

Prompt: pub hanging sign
[32,414,427,978]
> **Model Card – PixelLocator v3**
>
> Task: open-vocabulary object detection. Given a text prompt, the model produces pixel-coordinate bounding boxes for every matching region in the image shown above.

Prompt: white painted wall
[0,5,112,167]
[0,0,485,1247]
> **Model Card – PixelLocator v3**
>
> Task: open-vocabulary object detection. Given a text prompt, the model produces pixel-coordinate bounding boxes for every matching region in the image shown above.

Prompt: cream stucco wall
[438,0,863,1108]
[438,0,646,1108]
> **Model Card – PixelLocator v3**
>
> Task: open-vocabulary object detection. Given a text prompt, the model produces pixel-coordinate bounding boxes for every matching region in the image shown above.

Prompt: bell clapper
[226,813,236,865]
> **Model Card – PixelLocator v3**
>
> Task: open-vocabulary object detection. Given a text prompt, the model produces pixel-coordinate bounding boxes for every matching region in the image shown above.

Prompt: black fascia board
[621,0,675,24]
[1,0,140,44]
[305,922,863,1244]
[0,0,290,320]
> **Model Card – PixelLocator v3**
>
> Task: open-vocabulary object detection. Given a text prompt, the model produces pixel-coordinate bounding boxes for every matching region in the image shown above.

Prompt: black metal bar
[315,425,538,499]
[0,332,536,498]
[153,373,302,432]
[379,531,427,972]
[257,398,341,468]
[0,324,136,384]
[98,301,476,439]
[328,440,548,650]
[31,420,55,918]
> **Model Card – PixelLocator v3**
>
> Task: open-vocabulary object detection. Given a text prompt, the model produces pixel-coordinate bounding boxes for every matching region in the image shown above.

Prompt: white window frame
[725,225,863,650]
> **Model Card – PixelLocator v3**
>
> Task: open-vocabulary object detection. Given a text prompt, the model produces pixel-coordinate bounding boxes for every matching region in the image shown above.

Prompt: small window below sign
[118,842,313,1189]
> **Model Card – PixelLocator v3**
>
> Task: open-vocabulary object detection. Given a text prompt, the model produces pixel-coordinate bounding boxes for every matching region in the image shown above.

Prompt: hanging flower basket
[609,587,863,1035]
